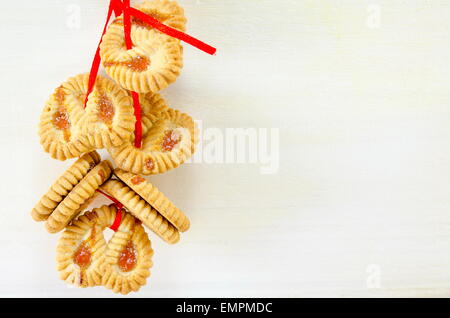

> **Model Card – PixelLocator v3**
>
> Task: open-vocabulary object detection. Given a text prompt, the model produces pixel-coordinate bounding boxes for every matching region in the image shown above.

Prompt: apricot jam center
[97,94,115,125]
[162,130,181,152]
[104,56,150,72]
[73,242,91,269]
[145,158,155,171]
[53,109,70,130]
[126,56,150,72]
[52,86,71,142]
[131,175,146,185]
[118,242,137,272]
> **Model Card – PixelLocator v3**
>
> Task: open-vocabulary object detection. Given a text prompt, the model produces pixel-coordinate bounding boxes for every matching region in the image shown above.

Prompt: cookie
[100,179,180,244]
[113,0,187,34]
[108,93,197,175]
[101,215,153,295]
[39,74,135,160]
[68,73,136,149]
[57,205,153,293]
[114,168,190,232]
[45,160,113,234]
[39,83,93,161]
[31,151,101,222]
[57,208,109,288]
[100,10,183,93]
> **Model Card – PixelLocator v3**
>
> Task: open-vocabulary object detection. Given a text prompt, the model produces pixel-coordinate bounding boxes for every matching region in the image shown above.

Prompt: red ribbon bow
[84,0,216,148]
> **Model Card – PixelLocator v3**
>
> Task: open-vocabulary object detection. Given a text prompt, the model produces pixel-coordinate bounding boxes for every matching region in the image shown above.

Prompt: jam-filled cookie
[108,93,197,175]
[57,208,108,288]
[39,82,93,161]
[115,168,190,232]
[101,215,153,295]
[39,74,135,160]
[100,179,180,244]
[109,0,187,36]
[46,160,113,234]
[100,1,184,93]
[68,73,136,149]
[31,151,101,222]
[57,205,153,293]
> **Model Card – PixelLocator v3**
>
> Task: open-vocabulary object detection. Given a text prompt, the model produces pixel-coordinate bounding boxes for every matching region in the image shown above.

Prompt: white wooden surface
[0,0,449,297]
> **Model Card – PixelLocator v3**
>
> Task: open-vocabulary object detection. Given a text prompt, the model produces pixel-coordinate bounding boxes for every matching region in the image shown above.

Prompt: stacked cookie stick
[32,0,212,295]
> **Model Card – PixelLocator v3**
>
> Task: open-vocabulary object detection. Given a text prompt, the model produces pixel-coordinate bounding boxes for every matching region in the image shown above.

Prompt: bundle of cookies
[31,0,215,294]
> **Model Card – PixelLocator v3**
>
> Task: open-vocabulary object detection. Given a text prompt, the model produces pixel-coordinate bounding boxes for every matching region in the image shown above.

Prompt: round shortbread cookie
[31,151,101,222]
[108,93,197,175]
[100,2,184,94]
[100,179,180,244]
[114,168,190,232]
[46,160,113,233]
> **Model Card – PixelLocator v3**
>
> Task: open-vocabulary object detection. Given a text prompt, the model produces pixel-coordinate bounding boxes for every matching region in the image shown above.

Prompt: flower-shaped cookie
[108,93,197,175]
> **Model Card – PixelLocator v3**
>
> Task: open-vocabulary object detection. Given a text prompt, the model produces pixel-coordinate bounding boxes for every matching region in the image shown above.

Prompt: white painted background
[0,0,449,297]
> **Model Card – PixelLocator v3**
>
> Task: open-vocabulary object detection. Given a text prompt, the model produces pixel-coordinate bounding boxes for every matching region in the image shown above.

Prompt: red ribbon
[84,0,216,148]
[131,91,142,147]
[123,0,133,49]
[120,0,143,147]
[112,0,123,17]
[96,189,123,232]
[109,208,123,232]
